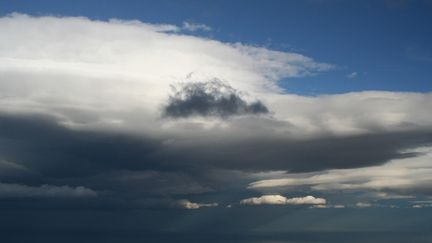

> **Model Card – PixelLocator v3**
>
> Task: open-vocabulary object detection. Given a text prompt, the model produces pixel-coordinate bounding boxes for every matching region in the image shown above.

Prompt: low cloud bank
[240,195,326,206]
[0,183,97,198]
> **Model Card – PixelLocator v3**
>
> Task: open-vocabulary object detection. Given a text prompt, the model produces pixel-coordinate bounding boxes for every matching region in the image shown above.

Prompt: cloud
[2,14,431,138]
[412,204,432,208]
[248,146,432,195]
[0,13,432,208]
[163,79,269,118]
[355,202,372,208]
[347,72,358,79]
[0,183,97,198]
[312,204,345,209]
[240,195,326,206]
[173,199,218,209]
[182,21,211,32]
[157,129,432,173]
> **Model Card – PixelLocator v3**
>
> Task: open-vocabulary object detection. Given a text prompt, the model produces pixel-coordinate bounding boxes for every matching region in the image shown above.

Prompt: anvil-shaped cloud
[0,13,432,207]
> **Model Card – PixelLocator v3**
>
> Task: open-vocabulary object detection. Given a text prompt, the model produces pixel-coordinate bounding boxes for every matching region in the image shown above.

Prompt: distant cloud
[240,195,326,206]
[182,21,211,32]
[0,183,97,198]
[355,202,372,208]
[163,80,269,118]
[347,72,358,79]
[312,204,345,209]
[173,199,218,209]
[412,204,432,208]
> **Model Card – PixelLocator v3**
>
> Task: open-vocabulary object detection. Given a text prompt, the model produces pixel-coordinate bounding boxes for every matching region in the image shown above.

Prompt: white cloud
[347,71,358,79]
[240,195,287,205]
[0,183,97,198]
[240,195,326,206]
[173,199,218,209]
[182,21,211,32]
[248,146,432,195]
[0,13,431,140]
[0,13,335,132]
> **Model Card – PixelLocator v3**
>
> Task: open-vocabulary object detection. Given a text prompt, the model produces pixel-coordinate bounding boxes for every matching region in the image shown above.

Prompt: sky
[1,1,432,242]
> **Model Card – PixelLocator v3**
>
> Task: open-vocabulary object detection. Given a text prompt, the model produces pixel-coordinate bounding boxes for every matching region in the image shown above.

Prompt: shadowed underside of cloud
[1,114,431,179]
[240,195,326,205]
[163,80,269,118]
[0,112,428,207]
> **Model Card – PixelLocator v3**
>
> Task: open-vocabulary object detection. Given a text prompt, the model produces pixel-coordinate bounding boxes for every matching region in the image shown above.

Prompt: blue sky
[1,0,431,95]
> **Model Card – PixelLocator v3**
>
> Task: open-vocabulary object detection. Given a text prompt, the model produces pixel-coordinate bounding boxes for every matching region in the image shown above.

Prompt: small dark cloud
[163,80,269,118]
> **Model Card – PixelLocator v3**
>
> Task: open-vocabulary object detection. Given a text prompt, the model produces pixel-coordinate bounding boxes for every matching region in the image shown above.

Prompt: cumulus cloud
[1,13,431,138]
[1,13,432,208]
[163,80,269,118]
[173,199,218,209]
[0,183,97,198]
[240,195,326,206]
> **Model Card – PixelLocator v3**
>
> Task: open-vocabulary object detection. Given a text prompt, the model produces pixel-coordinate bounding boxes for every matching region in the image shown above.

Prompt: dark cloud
[0,113,161,179]
[155,130,432,173]
[1,113,432,210]
[1,113,432,242]
[1,113,432,180]
[163,80,269,118]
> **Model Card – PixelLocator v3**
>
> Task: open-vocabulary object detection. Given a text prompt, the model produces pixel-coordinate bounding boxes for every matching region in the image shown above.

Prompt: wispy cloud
[182,21,211,32]
[347,71,358,79]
